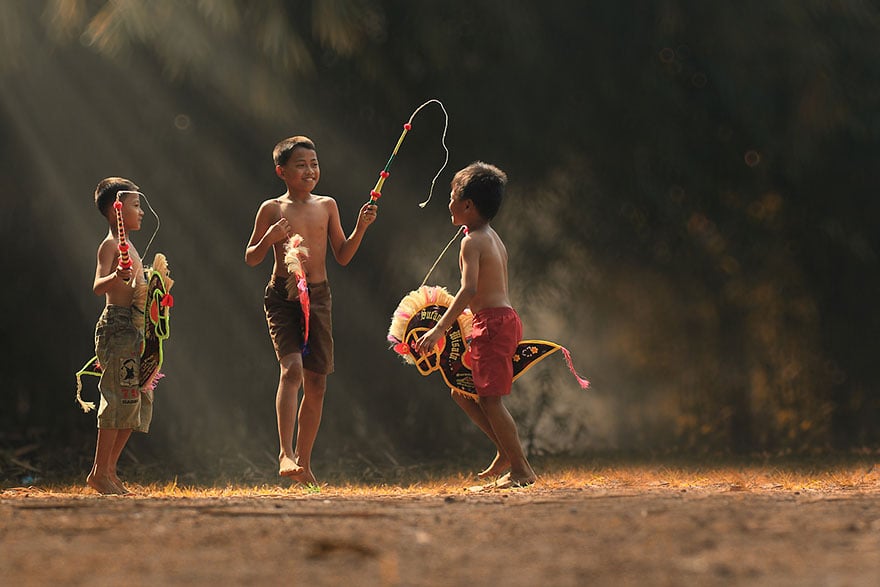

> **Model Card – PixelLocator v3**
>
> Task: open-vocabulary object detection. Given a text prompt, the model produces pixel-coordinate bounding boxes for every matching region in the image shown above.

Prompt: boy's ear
[275,165,285,179]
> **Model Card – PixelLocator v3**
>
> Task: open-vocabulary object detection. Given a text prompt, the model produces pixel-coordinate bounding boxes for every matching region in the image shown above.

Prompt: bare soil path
[3,480,880,586]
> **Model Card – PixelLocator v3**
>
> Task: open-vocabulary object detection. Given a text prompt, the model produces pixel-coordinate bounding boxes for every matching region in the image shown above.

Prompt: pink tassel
[561,347,590,389]
[143,371,165,392]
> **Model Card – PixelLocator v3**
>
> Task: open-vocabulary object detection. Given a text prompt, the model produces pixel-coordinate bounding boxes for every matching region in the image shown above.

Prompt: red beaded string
[113,197,132,282]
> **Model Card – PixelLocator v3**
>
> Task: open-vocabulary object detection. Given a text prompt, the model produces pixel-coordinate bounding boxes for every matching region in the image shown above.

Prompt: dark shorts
[470,307,522,397]
[264,276,334,374]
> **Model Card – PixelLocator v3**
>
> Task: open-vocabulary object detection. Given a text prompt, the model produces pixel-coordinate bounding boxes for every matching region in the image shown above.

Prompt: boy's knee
[478,395,503,411]
[279,357,303,384]
[451,390,472,407]
[303,371,327,394]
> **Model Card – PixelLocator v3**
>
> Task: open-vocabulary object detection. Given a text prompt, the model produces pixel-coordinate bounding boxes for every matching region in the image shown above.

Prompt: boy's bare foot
[285,468,318,486]
[477,452,510,479]
[493,472,537,489]
[279,455,304,478]
[86,473,123,495]
[109,474,131,495]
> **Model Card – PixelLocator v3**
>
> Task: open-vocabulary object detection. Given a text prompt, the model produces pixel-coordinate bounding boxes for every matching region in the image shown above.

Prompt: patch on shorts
[120,388,140,404]
[119,357,139,388]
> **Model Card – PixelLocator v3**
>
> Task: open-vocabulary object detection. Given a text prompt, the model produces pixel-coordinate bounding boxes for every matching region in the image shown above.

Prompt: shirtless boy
[416,161,537,487]
[88,177,148,494]
[245,136,377,484]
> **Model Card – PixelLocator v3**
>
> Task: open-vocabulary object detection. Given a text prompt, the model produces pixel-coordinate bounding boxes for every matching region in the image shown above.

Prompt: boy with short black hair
[416,161,537,487]
[246,136,378,484]
[88,177,147,494]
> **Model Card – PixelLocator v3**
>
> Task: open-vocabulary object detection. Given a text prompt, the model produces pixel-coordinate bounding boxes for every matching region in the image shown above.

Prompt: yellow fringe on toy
[387,285,472,366]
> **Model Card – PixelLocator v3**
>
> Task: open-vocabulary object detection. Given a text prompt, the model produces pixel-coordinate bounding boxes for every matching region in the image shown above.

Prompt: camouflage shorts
[94,305,152,432]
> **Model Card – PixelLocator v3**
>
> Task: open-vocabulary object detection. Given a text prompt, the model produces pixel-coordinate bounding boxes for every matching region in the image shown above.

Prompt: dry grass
[5,455,880,499]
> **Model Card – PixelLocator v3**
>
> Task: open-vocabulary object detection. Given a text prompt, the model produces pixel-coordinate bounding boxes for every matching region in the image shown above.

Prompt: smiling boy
[245,136,377,484]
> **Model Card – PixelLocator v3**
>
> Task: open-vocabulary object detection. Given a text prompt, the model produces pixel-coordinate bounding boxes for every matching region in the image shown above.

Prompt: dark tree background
[2,0,878,478]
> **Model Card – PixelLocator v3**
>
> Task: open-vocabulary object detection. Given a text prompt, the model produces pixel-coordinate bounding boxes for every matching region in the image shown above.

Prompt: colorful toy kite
[387,285,589,400]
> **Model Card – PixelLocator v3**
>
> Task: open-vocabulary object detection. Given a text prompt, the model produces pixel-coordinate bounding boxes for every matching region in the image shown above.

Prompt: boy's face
[448,188,469,226]
[276,147,320,192]
[118,191,144,232]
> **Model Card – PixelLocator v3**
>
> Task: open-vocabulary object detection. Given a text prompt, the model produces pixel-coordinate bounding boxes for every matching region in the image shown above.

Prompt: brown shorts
[264,276,334,374]
[470,307,522,397]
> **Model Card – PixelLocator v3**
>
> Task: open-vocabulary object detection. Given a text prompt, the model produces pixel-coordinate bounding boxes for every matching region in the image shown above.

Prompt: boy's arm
[93,239,130,296]
[245,201,290,266]
[327,200,377,266]
[415,237,479,354]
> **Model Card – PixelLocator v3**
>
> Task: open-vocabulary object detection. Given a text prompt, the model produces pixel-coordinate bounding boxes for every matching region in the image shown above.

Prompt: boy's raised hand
[115,265,133,282]
[356,203,378,229]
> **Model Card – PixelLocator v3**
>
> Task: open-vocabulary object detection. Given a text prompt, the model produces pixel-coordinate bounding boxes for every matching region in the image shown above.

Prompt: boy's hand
[357,203,378,229]
[115,266,133,282]
[415,326,443,356]
[268,217,294,243]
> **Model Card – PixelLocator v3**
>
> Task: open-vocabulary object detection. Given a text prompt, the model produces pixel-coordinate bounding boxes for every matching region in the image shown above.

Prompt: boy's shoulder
[97,232,117,248]
[95,232,118,259]
[464,224,499,243]
[267,193,336,205]
[307,194,339,212]
[464,225,505,254]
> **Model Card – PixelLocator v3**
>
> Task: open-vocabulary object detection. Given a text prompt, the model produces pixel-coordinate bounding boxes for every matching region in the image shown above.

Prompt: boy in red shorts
[415,162,537,488]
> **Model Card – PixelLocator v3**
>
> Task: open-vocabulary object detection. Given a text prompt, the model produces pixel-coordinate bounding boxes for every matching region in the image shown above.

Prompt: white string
[117,190,160,260]
[408,99,450,209]
[138,192,161,260]
[420,226,464,287]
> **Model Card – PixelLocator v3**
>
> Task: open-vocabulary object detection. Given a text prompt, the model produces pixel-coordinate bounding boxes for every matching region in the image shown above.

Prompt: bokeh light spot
[744,150,761,167]
[174,114,191,130]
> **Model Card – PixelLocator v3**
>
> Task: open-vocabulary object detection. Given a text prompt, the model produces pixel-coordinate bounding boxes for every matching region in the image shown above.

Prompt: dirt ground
[3,478,880,587]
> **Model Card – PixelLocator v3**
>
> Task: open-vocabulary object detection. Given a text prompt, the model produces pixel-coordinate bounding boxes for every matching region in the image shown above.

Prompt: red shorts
[470,307,522,397]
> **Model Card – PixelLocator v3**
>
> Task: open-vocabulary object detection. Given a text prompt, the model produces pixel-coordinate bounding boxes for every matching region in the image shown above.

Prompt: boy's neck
[284,189,311,202]
[465,219,489,232]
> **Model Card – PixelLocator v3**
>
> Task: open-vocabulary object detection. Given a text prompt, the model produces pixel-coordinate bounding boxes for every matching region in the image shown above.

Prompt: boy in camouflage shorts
[87,177,147,495]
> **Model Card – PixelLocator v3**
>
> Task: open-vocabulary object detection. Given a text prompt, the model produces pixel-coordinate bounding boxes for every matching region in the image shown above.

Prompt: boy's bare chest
[278,202,328,242]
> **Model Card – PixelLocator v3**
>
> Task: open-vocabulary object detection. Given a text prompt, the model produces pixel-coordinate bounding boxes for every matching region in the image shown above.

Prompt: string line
[420,226,464,288]
[369,98,450,208]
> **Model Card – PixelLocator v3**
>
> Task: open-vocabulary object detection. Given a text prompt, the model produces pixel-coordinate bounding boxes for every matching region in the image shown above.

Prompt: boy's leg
[108,429,133,493]
[479,396,536,485]
[291,369,325,485]
[451,391,509,478]
[277,352,305,477]
[88,428,124,494]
